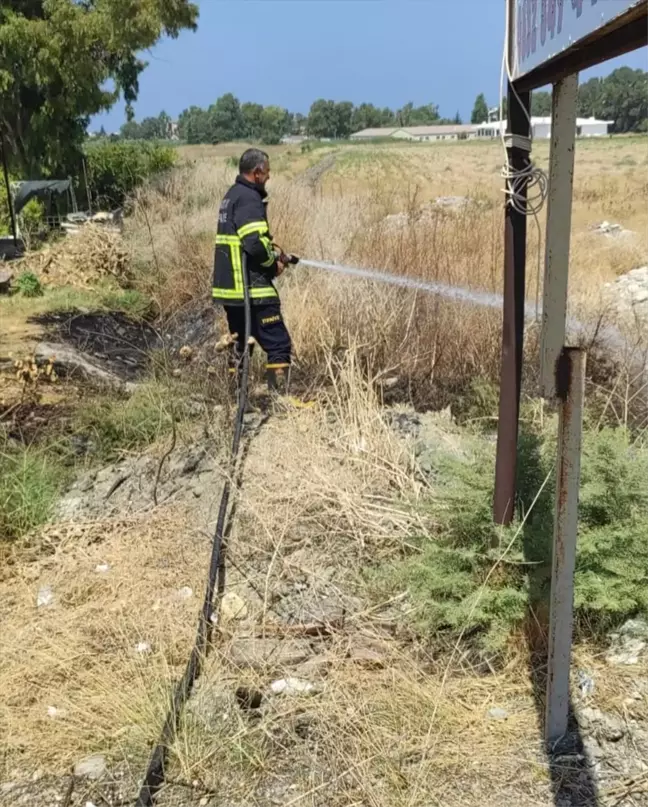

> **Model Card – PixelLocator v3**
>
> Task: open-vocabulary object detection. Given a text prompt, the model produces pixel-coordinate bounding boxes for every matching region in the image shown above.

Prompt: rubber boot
[266,365,315,411]
[266,365,290,396]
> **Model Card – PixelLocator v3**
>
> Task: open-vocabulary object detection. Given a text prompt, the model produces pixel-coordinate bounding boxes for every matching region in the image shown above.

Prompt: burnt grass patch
[33,310,164,381]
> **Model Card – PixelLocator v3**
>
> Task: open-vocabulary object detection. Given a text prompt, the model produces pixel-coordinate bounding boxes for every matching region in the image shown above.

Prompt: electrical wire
[499,0,549,318]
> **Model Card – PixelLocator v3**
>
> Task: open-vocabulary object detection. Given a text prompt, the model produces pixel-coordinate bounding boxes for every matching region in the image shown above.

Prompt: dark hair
[239,148,269,175]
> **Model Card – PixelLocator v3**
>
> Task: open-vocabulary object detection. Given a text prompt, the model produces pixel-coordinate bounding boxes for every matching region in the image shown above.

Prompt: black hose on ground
[135,259,253,807]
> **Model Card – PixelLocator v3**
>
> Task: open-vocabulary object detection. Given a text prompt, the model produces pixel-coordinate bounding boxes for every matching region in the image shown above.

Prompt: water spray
[291,256,638,365]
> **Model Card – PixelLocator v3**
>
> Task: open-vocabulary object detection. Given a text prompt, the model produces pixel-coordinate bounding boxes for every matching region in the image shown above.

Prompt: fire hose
[136,247,306,805]
[135,256,255,806]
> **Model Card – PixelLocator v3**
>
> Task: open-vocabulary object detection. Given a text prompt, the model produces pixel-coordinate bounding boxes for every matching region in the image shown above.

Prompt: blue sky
[94,0,648,133]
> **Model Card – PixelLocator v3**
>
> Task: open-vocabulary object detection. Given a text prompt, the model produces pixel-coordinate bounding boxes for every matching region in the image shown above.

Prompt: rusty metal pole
[545,347,586,743]
[493,84,531,525]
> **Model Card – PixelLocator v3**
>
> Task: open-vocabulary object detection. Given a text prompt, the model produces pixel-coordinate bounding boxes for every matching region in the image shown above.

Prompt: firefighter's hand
[276,260,286,277]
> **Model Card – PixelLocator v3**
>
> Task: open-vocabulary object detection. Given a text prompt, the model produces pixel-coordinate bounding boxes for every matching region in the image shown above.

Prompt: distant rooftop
[476,116,614,127]
[350,127,398,138]
[351,117,614,138]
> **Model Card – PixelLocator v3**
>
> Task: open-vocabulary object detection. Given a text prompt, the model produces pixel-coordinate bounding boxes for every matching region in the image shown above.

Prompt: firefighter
[212,148,292,394]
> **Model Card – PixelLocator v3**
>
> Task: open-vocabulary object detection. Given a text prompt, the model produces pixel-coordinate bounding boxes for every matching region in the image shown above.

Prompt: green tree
[335,101,354,138]
[178,106,210,143]
[259,105,290,144]
[531,90,552,116]
[409,103,440,125]
[158,110,171,139]
[120,120,143,140]
[307,99,338,138]
[600,67,648,133]
[291,112,306,135]
[0,0,197,177]
[453,111,462,125]
[139,116,164,140]
[396,102,414,126]
[209,93,244,143]
[577,77,604,119]
[242,102,264,140]
[394,103,442,127]
[351,103,384,132]
[471,93,489,124]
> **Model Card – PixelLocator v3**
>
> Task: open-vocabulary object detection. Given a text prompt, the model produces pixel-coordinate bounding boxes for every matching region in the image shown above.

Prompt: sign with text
[512,0,641,79]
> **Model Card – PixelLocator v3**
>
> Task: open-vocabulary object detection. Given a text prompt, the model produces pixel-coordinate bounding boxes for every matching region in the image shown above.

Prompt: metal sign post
[540,73,578,398]
[545,348,586,742]
[497,0,647,744]
[493,84,531,526]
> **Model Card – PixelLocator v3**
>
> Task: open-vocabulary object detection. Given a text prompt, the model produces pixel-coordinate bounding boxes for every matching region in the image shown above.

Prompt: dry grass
[1,356,645,806]
[14,224,132,289]
[126,137,648,414]
[0,357,417,766]
[1,138,647,803]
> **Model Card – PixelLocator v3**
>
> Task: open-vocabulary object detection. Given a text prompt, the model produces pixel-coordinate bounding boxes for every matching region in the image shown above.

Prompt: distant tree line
[120,111,173,141]
[470,68,648,133]
[116,68,646,145]
[117,95,464,144]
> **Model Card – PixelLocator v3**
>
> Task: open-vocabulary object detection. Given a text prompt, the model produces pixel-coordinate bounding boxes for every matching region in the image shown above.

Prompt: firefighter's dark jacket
[212,175,279,306]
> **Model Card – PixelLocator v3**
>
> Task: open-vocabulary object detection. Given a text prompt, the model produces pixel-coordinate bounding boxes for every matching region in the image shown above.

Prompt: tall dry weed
[124,145,647,412]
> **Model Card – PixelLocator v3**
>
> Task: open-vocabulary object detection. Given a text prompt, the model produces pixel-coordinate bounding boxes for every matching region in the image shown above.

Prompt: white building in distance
[350,116,613,142]
[350,124,476,142]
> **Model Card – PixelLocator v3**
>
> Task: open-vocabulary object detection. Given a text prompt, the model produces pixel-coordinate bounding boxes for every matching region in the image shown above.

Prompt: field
[140,136,648,410]
[1,136,647,807]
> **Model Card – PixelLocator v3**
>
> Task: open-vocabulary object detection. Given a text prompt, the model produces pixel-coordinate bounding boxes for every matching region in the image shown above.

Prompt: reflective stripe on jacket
[212,175,278,306]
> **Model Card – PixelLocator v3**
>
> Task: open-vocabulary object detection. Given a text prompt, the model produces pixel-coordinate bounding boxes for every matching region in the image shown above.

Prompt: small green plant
[0,445,66,541]
[453,377,499,426]
[98,288,155,319]
[15,271,43,298]
[73,382,175,460]
[18,198,45,246]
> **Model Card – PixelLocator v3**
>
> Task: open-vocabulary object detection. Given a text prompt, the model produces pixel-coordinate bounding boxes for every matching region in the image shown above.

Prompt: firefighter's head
[239,148,271,190]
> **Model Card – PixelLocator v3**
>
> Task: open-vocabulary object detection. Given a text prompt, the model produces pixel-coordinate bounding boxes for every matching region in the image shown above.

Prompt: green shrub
[453,377,500,426]
[0,446,66,541]
[0,178,14,234]
[0,181,43,239]
[575,427,648,629]
[18,198,45,244]
[84,141,176,209]
[369,421,648,651]
[15,271,43,297]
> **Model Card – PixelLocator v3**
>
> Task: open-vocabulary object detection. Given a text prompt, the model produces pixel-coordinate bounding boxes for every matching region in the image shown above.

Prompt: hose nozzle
[273,243,300,265]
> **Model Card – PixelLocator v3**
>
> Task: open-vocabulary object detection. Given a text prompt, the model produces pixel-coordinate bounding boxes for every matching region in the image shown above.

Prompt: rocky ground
[604,265,648,322]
